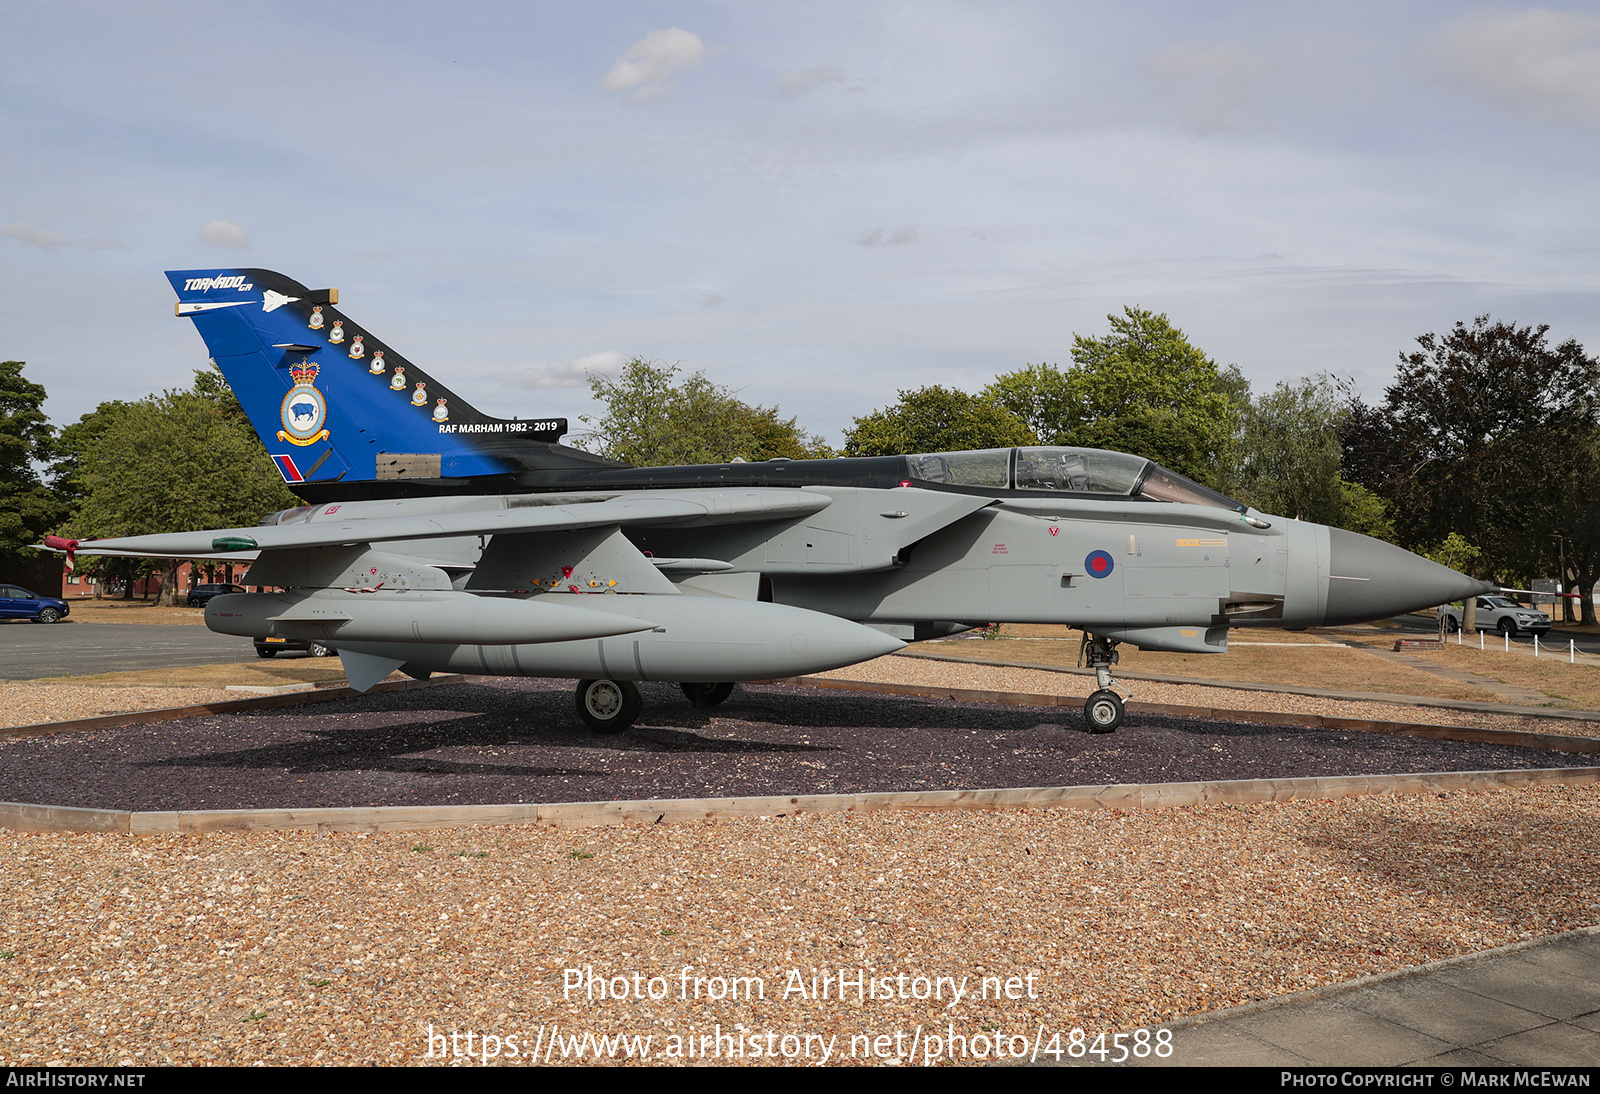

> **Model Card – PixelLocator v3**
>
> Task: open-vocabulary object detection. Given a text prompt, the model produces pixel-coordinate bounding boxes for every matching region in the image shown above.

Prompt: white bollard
[1480,632,1484,651]
[1534,634,1540,657]
[1571,639,1576,664]
[1505,631,1510,652]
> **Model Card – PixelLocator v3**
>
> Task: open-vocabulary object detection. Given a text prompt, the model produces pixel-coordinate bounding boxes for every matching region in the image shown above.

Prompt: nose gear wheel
[1078,633,1129,733]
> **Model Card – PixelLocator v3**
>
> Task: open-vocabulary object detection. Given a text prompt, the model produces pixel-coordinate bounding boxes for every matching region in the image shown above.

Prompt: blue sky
[4,1,1599,448]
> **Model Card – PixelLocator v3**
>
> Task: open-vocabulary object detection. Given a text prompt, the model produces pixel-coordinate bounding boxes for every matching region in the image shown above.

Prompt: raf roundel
[1085,549,1115,579]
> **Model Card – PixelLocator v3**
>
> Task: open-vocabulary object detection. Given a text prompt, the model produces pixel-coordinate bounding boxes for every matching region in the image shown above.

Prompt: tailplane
[168,269,605,498]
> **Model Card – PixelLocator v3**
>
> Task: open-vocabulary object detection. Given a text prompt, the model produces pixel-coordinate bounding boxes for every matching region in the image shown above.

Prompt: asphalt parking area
[0,678,1587,813]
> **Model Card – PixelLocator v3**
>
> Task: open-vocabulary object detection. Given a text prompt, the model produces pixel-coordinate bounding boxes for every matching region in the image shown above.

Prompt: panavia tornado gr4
[61,269,1491,733]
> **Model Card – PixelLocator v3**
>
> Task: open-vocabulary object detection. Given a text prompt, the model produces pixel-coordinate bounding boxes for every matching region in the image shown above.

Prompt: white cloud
[1145,43,1260,133]
[858,226,918,247]
[776,64,845,98]
[3,221,66,250]
[198,220,250,250]
[503,350,627,389]
[1436,9,1600,129]
[600,28,706,104]
[2,220,124,251]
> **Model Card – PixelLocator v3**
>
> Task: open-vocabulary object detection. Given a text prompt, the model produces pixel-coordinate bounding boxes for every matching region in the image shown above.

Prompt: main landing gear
[575,678,642,734]
[680,682,735,708]
[1079,633,1129,734]
[574,679,740,733]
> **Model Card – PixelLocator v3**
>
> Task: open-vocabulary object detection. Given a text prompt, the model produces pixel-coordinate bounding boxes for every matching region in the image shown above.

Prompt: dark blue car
[0,585,70,623]
[187,583,246,608]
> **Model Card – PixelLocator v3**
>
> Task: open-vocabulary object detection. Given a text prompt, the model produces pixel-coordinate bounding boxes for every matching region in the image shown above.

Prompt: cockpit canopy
[904,446,1246,512]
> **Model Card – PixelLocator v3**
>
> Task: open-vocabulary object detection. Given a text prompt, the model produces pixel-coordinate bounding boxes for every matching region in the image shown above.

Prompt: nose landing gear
[1080,633,1128,733]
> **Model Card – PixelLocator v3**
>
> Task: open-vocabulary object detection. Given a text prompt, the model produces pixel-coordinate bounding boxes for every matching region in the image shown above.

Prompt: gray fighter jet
[55,272,1491,733]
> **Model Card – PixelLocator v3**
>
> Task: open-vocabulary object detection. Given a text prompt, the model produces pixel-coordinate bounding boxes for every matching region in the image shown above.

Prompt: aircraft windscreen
[1014,448,1148,494]
[1136,465,1246,511]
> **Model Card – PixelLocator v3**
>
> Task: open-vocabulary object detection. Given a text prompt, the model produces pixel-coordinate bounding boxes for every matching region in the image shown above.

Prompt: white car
[1441,595,1552,638]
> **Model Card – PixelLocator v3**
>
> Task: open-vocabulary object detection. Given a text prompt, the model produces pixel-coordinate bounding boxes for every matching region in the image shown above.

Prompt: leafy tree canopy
[1336,480,1396,543]
[576,358,833,465]
[1378,315,1600,581]
[0,360,54,476]
[843,385,1037,457]
[984,308,1244,487]
[52,400,132,505]
[66,370,299,604]
[1228,375,1349,525]
[1420,531,1482,574]
[0,361,68,580]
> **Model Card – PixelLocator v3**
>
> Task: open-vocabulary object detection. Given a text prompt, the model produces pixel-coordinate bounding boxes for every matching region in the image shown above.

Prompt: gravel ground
[1,660,1597,1067]
[0,678,1591,813]
[2,787,1597,1066]
[0,682,242,731]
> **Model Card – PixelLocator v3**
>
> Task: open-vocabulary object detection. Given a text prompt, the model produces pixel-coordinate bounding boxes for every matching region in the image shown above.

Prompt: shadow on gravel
[0,678,1588,813]
[139,716,834,777]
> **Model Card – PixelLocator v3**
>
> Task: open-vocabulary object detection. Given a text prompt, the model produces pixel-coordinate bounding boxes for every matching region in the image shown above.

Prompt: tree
[843,385,1037,456]
[1228,375,1348,525]
[981,363,1076,443]
[1337,397,1397,502]
[52,400,132,506]
[576,358,833,465]
[1420,532,1486,631]
[1336,480,1396,542]
[67,380,299,605]
[50,399,140,598]
[1374,315,1600,607]
[1547,435,1600,626]
[983,308,1243,488]
[0,362,68,584]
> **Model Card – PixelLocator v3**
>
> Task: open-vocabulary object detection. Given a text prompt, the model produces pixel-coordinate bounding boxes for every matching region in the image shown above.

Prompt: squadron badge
[277,362,330,447]
[432,397,449,422]
[369,350,386,375]
[390,366,406,391]
[329,320,345,344]
[308,306,324,330]
[348,335,365,360]
[411,381,428,406]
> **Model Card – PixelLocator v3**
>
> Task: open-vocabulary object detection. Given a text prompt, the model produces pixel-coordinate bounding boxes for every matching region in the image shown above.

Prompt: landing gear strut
[1079,633,1128,733]
[680,682,736,708]
[575,678,641,734]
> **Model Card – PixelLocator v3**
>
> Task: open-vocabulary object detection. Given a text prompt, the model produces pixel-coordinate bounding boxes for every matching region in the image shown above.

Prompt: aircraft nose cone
[1323,528,1493,626]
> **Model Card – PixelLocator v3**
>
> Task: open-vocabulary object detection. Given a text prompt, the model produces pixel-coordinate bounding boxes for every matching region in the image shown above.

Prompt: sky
[4,1,1600,449]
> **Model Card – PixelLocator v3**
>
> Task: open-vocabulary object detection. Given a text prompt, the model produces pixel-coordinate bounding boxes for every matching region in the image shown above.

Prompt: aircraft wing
[59,488,832,558]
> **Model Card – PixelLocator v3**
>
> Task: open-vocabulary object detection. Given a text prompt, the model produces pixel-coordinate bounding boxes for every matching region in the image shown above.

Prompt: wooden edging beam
[2,766,1597,836]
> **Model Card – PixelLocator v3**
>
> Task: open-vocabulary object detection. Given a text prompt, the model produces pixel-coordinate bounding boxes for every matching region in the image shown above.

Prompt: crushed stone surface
[0,678,1590,812]
[1,662,1597,1066]
[2,788,1597,1066]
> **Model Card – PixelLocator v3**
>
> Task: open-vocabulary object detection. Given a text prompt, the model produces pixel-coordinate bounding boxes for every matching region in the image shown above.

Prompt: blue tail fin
[167,269,571,489]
